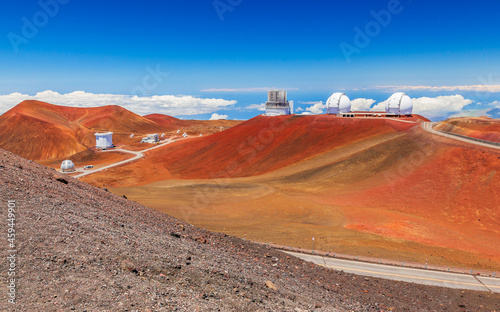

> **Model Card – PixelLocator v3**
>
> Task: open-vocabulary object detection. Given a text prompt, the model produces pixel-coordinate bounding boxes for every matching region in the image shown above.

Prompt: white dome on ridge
[385,92,413,115]
[326,92,351,114]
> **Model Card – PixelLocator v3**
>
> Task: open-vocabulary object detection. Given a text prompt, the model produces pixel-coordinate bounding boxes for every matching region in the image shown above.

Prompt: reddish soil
[38,148,133,171]
[3,148,499,311]
[86,116,499,271]
[83,115,426,186]
[0,101,241,161]
[434,117,500,143]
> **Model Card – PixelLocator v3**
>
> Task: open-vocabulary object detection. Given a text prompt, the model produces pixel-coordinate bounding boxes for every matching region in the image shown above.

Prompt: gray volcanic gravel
[0,148,499,311]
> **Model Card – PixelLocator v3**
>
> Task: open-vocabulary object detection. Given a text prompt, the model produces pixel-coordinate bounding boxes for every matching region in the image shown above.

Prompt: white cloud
[411,95,473,118]
[375,85,500,92]
[351,98,375,111]
[295,106,304,112]
[201,87,298,92]
[448,109,492,118]
[245,103,266,111]
[209,113,229,120]
[371,95,474,119]
[306,101,325,114]
[298,101,321,105]
[371,101,386,112]
[0,90,237,116]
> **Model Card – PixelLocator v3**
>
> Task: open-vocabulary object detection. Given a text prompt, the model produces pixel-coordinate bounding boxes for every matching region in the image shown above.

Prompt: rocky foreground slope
[0,148,498,311]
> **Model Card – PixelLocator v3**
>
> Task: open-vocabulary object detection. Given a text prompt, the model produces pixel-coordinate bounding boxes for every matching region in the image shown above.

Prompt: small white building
[61,160,75,172]
[95,132,113,149]
[141,133,160,143]
[265,90,291,116]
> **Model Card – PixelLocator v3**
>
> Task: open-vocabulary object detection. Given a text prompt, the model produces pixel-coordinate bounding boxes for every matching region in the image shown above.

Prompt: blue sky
[0,0,499,121]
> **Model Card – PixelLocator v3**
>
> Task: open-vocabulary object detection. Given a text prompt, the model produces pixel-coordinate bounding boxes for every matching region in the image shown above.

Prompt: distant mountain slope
[143,113,193,130]
[0,101,243,161]
[0,101,187,160]
[82,114,425,186]
[81,114,500,272]
[2,148,498,310]
[144,113,243,135]
[434,117,500,143]
[0,101,94,160]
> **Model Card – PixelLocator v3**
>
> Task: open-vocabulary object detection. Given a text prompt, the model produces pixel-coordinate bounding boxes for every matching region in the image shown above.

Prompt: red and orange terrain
[82,114,426,185]
[434,117,500,143]
[0,100,240,163]
[1,101,498,271]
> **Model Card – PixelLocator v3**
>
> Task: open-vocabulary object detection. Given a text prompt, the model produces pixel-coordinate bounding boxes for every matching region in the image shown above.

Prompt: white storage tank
[95,132,113,149]
[385,92,413,115]
[326,92,351,114]
[60,160,75,172]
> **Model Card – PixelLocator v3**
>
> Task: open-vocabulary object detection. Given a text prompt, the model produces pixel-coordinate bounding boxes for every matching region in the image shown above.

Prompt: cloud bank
[351,98,375,111]
[306,101,325,114]
[375,85,500,92]
[0,90,237,116]
[209,113,229,120]
[202,87,298,92]
[245,103,266,111]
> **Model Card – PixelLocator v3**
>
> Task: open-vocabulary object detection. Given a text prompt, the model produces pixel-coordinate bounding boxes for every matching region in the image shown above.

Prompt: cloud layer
[244,103,265,111]
[375,85,500,92]
[305,101,325,114]
[201,87,298,92]
[209,113,229,120]
[0,90,237,116]
[371,95,475,119]
[351,98,375,111]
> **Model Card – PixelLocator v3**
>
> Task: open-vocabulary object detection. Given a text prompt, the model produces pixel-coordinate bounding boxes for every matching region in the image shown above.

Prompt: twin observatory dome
[265,90,413,117]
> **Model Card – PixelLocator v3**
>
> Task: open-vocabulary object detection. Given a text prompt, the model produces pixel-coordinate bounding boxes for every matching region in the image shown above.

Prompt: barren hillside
[434,117,500,143]
[1,148,498,311]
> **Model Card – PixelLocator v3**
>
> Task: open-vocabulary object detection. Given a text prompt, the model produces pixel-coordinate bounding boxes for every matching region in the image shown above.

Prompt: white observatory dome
[61,160,75,172]
[385,92,413,115]
[326,92,351,114]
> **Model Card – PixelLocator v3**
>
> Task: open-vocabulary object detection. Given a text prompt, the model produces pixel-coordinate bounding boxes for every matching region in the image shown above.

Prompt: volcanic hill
[1,148,498,311]
[0,101,241,162]
[434,117,500,143]
[81,114,500,271]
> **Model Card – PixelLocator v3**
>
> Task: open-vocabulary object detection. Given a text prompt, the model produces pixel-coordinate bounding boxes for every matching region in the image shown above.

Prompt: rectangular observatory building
[95,132,113,149]
[265,90,291,116]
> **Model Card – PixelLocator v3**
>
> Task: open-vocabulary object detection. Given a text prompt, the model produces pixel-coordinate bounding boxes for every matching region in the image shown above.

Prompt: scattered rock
[56,178,68,184]
[169,232,181,238]
[265,281,277,290]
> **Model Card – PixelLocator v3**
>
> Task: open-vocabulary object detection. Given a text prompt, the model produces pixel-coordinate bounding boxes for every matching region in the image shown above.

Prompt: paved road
[74,137,181,178]
[286,251,500,293]
[422,122,500,150]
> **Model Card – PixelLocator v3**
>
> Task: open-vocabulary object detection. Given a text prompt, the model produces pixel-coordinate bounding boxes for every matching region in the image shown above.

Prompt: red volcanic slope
[143,114,193,130]
[0,100,162,160]
[144,115,424,180]
[434,117,500,143]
